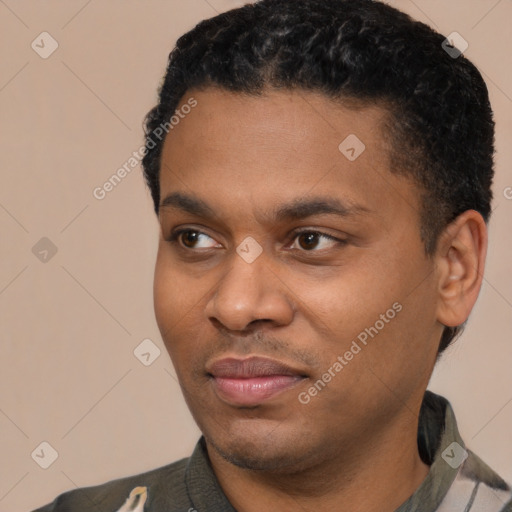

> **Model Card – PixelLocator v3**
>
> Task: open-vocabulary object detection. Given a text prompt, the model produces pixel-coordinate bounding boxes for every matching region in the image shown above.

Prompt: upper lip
[207,356,307,379]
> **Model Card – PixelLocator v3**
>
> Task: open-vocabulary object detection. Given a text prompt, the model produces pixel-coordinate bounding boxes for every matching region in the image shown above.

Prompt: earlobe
[435,210,487,328]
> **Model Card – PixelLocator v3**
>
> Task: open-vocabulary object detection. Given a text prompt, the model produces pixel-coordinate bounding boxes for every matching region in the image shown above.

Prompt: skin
[153,87,487,511]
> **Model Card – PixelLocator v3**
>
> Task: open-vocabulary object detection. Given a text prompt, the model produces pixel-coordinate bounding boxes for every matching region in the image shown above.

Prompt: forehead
[158,87,419,227]
[164,87,391,164]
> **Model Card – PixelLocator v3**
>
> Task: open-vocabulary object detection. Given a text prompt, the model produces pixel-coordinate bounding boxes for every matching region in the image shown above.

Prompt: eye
[166,227,346,252]
[167,228,220,249]
[288,230,345,251]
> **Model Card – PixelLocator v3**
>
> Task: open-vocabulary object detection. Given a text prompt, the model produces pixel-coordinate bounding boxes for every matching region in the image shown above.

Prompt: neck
[207,408,430,512]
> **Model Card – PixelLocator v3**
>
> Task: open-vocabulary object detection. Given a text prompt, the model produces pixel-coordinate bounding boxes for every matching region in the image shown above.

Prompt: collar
[396,390,463,511]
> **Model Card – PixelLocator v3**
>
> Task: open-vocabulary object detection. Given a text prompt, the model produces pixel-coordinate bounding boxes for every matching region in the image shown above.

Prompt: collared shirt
[33,391,512,512]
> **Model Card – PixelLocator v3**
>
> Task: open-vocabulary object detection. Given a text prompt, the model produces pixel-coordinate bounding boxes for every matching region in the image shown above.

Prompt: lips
[207,357,307,406]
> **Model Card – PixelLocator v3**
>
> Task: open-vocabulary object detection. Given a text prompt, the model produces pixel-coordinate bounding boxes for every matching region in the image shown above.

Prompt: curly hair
[141,0,495,354]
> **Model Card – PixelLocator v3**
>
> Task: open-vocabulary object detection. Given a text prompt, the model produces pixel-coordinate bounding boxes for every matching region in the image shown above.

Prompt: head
[143,0,494,472]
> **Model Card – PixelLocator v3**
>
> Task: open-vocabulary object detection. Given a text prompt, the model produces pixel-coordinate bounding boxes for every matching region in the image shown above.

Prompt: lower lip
[212,375,304,406]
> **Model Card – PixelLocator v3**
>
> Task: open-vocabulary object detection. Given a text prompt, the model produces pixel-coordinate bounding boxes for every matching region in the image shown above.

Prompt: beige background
[0,1,511,510]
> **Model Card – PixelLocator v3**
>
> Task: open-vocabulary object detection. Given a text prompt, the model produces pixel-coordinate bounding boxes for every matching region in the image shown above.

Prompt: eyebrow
[159,191,372,222]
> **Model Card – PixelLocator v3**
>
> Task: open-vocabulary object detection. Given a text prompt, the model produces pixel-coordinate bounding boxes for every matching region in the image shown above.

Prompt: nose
[204,248,295,332]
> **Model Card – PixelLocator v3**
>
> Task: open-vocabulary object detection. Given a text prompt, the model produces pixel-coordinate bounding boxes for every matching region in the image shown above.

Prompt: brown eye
[180,230,201,248]
[167,228,219,250]
[291,230,342,252]
[297,232,320,250]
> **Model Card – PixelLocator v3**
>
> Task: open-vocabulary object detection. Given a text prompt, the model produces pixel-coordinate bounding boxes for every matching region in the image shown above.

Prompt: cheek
[153,259,177,330]
[153,251,213,369]
[153,252,195,359]
[153,248,201,324]
[297,266,392,338]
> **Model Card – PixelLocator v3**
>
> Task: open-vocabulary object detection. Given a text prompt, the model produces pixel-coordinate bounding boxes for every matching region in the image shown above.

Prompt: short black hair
[142,0,495,354]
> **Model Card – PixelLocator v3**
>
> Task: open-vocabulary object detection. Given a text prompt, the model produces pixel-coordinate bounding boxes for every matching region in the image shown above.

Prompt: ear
[435,210,488,328]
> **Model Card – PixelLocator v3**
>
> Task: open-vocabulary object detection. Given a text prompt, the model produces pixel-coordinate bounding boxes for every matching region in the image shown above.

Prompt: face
[154,87,442,473]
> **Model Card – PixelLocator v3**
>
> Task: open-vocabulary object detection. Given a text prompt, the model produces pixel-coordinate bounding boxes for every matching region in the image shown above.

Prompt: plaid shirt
[33,391,512,512]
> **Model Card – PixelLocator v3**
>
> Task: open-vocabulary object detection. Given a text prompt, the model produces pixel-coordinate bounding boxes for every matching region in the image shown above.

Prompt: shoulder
[31,456,192,512]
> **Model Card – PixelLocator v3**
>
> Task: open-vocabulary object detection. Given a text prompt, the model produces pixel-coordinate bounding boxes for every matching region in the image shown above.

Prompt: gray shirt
[32,391,512,512]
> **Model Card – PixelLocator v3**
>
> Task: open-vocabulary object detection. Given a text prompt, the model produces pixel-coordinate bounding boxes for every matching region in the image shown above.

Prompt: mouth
[206,356,307,407]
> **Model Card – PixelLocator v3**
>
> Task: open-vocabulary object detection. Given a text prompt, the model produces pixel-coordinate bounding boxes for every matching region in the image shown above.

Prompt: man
[33,0,511,510]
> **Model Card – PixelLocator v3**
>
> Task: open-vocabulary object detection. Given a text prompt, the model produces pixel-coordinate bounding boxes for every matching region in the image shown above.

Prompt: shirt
[32,391,512,512]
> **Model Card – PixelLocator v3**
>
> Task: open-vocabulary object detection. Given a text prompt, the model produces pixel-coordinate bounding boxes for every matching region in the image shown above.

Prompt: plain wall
[1,1,511,511]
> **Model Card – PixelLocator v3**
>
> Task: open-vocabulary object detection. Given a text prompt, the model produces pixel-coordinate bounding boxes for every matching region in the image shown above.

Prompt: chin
[203,426,317,473]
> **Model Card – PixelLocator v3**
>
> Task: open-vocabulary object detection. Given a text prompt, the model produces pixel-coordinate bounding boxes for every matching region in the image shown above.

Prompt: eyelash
[166,227,347,253]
